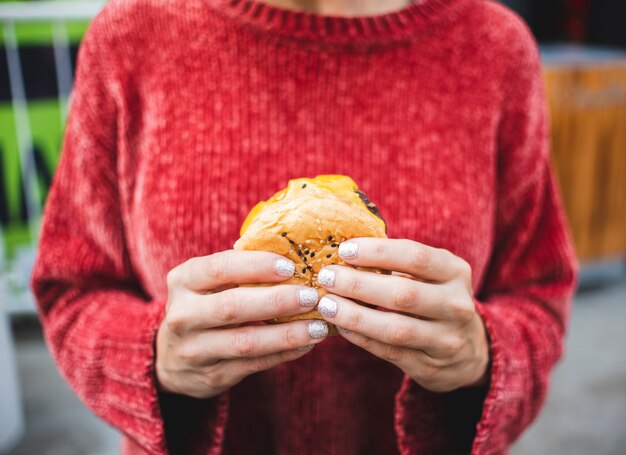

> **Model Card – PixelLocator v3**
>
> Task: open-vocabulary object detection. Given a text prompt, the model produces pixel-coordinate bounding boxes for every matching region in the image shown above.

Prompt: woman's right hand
[155,250,328,399]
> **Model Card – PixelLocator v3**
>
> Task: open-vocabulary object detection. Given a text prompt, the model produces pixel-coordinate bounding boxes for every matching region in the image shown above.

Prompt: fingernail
[274,258,295,277]
[317,296,338,317]
[317,267,335,287]
[297,344,314,353]
[299,288,318,307]
[338,241,359,259]
[308,320,329,339]
[337,326,352,335]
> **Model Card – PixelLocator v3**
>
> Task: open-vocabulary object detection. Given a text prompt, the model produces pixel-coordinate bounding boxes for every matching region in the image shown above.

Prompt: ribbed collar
[209,0,472,47]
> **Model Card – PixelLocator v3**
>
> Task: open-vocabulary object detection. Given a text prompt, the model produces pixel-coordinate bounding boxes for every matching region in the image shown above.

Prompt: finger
[189,320,328,362]
[189,285,320,330]
[169,250,296,292]
[336,329,455,389]
[336,238,469,282]
[316,293,446,353]
[223,344,316,382]
[335,327,414,367]
[317,265,450,320]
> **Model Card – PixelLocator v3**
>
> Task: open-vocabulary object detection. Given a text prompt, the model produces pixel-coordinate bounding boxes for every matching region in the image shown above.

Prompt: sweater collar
[209,0,472,47]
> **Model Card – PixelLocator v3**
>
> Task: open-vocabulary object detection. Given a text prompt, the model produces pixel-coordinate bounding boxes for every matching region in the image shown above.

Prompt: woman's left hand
[315,238,490,393]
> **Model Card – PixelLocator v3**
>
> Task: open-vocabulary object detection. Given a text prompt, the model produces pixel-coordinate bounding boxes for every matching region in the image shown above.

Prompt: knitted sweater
[31,0,577,453]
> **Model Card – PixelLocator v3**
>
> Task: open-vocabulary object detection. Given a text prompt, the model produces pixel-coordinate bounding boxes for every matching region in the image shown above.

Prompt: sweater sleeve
[394,21,577,455]
[467,35,578,453]
[30,12,228,455]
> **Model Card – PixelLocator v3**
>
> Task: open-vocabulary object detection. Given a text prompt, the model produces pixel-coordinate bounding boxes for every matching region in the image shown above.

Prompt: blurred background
[0,0,624,454]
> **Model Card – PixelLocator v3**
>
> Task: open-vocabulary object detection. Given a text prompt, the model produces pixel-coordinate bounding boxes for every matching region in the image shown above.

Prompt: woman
[32,0,577,453]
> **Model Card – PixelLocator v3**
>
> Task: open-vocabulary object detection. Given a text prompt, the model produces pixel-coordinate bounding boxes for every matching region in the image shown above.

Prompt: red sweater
[32,0,577,453]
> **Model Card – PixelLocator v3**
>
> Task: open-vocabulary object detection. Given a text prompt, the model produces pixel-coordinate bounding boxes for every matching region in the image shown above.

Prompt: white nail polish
[317,296,338,317]
[338,241,359,259]
[297,344,314,353]
[317,268,335,287]
[274,258,295,277]
[308,320,329,339]
[299,288,318,307]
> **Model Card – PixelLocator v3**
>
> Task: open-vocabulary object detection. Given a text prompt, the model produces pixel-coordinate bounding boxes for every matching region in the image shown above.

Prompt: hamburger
[234,175,387,335]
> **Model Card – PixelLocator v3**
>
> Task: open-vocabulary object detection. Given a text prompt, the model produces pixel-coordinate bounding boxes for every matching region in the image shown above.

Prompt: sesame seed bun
[234,175,387,335]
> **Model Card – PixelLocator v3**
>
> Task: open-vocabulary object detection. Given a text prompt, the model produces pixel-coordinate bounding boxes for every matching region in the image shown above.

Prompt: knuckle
[455,257,472,277]
[347,275,362,295]
[178,342,201,365]
[440,335,464,355]
[392,283,419,309]
[249,356,269,373]
[214,293,239,324]
[422,353,446,369]
[449,298,475,323]
[165,306,188,335]
[373,241,386,259]
[408,247,431,273]
[386,323,414,346]
[166,267,182,289]
[282,325,299,348]
[347,308,364,331]
[381,344,404,362]
[269,287,286,314]
[205,369,227,389]
[204,254,228,284]
[359,335,373,350]
[232,330,256,357]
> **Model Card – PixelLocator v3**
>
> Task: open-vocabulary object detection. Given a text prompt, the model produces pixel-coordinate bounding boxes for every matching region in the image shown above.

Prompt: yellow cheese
[240,175,385,236]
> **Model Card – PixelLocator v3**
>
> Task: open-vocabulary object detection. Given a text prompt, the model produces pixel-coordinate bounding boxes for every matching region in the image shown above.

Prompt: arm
[467,48,578,454]
[30,17,221,454]
[390,154,577,454]
[312,19,577,455]
[397,21,577,454]
[32,13,328,455]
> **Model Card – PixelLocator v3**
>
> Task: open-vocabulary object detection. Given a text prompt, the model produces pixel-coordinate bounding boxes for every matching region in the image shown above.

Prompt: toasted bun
[234,175,387,335]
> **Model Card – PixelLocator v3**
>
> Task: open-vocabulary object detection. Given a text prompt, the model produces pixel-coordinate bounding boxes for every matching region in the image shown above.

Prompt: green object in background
[0,21,89,46]
[0,4,95,312]
[0,100,63,259]
[0,11,89,261]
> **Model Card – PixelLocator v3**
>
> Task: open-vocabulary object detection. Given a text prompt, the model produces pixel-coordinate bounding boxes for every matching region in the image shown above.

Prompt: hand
[315,238,489,393]
[156,250,329,399]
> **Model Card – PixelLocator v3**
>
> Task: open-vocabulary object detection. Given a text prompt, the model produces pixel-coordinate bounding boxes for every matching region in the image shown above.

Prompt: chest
[117,45,501,295]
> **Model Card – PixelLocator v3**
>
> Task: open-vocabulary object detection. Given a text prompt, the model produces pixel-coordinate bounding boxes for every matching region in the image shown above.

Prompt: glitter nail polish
[338,241,359,259]
[297,344,314,353]
[308,320,329,339]
[317,296,338,317]
[317,268,335,287]
[299,288,318,307]
[274,258,295,277]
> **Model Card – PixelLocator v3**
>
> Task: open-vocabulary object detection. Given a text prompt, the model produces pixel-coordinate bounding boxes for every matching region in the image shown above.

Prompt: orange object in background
[543,45,626,261]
